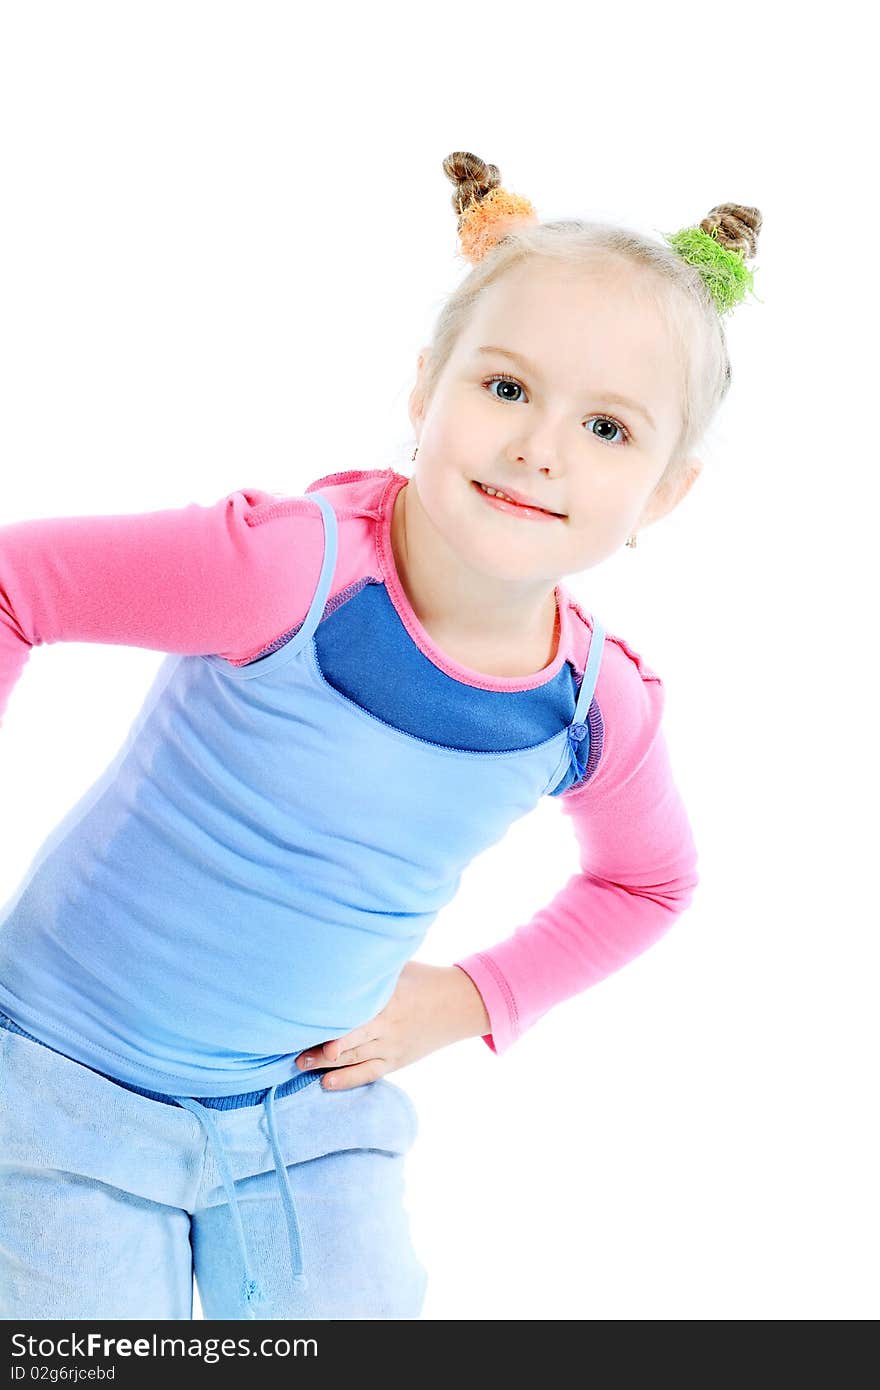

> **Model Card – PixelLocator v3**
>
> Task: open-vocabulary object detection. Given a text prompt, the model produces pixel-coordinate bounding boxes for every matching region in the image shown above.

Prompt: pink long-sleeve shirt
[0,467,699,1065]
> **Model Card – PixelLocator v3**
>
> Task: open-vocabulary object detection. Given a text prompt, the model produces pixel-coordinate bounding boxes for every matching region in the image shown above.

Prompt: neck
[389,478,560,666]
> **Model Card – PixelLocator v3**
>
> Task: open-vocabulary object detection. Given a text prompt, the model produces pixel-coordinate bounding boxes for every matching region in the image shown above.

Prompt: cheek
[426,416,473,463]
[414,430,475,496]
[571,474,638,513]
[411,460,458,523]
[426,392,487,449]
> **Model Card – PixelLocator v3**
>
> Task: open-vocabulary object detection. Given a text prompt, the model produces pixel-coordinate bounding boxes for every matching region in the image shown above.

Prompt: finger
[299,1033,381,1068]
[322,1039,385,1068]
[295,1044,333,1069]
[321,1059,386,1092]
[329,1028,388,1063]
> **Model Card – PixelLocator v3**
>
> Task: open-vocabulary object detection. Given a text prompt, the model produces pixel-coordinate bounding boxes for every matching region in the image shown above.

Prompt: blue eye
[482,373,631,447]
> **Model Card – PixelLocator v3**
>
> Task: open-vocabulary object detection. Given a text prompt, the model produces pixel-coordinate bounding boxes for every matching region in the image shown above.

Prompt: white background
[0,1,876,1321]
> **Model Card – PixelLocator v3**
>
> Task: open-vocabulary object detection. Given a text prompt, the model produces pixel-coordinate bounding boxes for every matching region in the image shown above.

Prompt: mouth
[472,480,567,519]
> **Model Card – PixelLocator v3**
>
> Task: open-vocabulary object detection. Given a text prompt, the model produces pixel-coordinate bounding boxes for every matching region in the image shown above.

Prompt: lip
[473,480,566,518]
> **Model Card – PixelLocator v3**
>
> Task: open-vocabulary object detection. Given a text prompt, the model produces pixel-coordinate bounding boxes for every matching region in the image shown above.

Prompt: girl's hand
[295,961,491,1092]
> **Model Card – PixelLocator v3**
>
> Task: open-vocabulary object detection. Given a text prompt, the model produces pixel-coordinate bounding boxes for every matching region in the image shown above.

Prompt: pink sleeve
[0,488,329,720]
[453,643,700,1055]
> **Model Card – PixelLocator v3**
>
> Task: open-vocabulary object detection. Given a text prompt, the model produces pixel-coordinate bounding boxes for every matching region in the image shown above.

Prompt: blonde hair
[416,152,762,494]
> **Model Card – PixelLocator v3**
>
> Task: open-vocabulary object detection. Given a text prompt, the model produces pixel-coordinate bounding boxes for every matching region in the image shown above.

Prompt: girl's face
[408,260,698,587]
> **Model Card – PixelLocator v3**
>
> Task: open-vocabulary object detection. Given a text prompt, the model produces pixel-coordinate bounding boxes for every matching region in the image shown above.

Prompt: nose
[506,424,563,475]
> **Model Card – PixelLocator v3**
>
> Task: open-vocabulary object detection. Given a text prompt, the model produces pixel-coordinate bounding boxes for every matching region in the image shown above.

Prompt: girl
[0,150,761,1320]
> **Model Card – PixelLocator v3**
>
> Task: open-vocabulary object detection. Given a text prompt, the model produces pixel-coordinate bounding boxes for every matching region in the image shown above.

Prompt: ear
[640,457,703,529]
[408,347,432,437]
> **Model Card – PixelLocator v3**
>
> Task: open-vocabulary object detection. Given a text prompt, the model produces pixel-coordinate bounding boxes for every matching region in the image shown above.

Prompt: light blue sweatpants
[0,1011,427,1320]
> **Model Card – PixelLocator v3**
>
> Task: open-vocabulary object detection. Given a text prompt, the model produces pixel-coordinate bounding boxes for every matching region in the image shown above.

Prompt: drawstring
[174,1082,306,1318]
[264,1083,307,1286]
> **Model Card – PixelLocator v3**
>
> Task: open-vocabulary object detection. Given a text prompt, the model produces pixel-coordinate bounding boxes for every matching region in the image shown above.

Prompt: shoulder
[563,592,664,699]
[233,467,395,528]
[230,466,396,592]
[304,467,399,518]
[195,470,397,664]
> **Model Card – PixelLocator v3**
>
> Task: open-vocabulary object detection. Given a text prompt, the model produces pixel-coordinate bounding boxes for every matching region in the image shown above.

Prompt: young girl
[0,151,761,1321]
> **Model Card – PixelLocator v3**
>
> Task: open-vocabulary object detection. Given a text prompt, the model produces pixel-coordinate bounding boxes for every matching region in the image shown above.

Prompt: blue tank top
[0,491,606,1097]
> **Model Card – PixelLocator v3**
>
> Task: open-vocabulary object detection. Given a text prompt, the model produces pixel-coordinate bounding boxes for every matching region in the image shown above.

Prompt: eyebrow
[475,345,657,432]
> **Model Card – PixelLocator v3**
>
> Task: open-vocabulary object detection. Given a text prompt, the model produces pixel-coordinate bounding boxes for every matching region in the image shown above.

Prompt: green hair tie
[660,206,762,316]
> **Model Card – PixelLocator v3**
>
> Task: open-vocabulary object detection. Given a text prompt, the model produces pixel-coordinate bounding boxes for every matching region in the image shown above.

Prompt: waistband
[0,1009,326,1315]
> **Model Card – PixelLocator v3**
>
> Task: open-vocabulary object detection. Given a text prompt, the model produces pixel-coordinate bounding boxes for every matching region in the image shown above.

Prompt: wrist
[446,964,491,1040]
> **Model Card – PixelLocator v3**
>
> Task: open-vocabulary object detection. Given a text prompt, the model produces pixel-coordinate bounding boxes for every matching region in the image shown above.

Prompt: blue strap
[289,492,339,653]
[566,617,606,782]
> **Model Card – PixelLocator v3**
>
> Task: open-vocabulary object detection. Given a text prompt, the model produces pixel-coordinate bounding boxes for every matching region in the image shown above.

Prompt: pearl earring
[625,533,638,548]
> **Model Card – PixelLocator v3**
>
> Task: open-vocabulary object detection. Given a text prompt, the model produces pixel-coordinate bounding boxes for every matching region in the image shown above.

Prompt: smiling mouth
[472,480,566,517]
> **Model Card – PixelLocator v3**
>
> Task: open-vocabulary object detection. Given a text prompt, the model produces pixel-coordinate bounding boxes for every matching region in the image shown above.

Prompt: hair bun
[700,204,762,260]
[442,151,502,218]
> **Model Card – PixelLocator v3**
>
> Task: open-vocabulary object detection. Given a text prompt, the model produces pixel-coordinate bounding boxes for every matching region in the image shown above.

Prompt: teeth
[478,481,559,515]
[479,483,524,505]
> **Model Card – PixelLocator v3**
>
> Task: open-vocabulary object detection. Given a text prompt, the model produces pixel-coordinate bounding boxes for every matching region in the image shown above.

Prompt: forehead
[459,260,680,409]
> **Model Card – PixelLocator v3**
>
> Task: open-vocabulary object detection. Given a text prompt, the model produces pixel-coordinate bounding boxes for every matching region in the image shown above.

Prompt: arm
[0,488,328,721]
[453,655,700,1055]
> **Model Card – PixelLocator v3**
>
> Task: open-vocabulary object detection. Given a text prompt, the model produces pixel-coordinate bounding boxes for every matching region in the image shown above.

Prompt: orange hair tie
[457,185,539,265]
